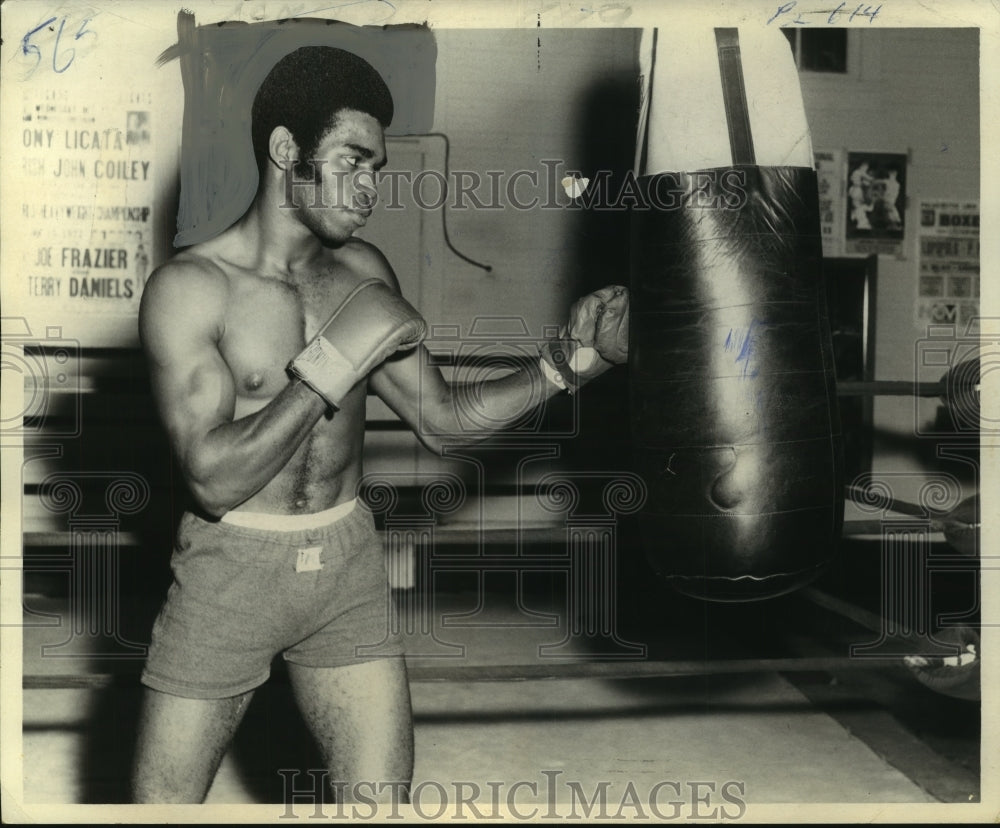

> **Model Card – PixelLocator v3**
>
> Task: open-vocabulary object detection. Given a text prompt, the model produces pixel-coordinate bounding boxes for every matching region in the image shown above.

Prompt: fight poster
[844,151,907,257]
[3,5,182,350]
[915,200,980,328]
[814,148,845,258]
[17,92,155,315]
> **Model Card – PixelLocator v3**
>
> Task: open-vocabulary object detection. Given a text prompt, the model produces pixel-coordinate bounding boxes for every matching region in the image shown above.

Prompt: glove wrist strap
[288,335,358,410]
[539,340,584,394]
[539,354,569,392]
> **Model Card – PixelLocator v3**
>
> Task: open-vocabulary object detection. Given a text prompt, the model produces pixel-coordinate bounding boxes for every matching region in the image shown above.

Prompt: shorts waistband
[219,499,357,532]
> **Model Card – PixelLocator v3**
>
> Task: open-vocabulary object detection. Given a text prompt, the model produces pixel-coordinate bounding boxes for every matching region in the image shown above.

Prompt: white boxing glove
[289,279,426,409]
[539,285,629,393]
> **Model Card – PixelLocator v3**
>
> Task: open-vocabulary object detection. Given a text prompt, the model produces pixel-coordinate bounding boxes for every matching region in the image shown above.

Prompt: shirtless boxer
[132,46,628,804]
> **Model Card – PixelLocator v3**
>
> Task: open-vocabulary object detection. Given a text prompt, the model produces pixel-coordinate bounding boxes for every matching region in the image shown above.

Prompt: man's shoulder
[334,238,400,292]
[143,251,230,307]
[139,250,232,335]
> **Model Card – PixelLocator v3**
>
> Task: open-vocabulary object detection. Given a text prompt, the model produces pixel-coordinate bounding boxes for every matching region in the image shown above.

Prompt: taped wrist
[539,354,568,391]
[539,340,607,394]
[288,335,358,410]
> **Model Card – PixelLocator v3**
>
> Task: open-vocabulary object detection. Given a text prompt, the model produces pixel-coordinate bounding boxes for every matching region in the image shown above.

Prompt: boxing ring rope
[23,655,914,690]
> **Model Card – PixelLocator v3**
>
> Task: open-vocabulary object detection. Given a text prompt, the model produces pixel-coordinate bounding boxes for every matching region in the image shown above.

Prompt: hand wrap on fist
[539,285,629,393]
[288,278,426,410]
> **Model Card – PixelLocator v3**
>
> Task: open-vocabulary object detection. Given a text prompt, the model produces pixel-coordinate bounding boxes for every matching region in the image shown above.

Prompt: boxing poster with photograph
[915,199,980,328]
[844,151,907,257]
[16,90,156,328]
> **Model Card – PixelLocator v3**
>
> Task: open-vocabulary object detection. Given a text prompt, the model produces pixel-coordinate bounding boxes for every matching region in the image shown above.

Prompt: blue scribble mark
[21,17,57,72]
[767,2,805,25]
[724,319,764,379]
[20,15,95,76]
[849,3,881,23]
[53,19,73,73]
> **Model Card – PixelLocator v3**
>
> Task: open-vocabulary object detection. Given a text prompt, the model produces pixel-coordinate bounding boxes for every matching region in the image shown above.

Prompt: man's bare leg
[131,687,254,803]
[287,659,413,803]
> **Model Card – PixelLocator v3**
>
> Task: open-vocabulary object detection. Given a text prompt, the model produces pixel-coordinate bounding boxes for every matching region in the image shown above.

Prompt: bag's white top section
[635,26,814,174]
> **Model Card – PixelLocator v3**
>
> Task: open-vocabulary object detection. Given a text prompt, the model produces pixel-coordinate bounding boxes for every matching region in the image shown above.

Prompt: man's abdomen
[233,384,367,515]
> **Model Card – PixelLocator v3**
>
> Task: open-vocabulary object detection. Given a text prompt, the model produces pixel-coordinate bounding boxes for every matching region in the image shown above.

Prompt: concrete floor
[13,586,972,814]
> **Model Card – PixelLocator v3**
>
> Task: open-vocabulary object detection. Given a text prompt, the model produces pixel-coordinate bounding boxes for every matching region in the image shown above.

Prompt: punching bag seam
[669,563,827,584]
[659,506,842,517]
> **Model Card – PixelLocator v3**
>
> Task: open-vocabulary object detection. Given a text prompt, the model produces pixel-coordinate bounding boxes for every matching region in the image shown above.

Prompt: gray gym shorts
[141,501,404,699]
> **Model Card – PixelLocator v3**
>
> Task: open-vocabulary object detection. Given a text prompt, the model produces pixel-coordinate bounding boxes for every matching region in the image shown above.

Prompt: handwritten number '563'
[21,16,95,75]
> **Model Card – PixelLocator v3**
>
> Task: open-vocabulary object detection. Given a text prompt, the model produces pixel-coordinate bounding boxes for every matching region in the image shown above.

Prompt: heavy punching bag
[629,27,844,601]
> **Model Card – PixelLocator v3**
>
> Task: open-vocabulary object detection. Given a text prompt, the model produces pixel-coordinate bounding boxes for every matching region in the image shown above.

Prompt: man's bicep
[148,347,237,452]
[140,274,236,459]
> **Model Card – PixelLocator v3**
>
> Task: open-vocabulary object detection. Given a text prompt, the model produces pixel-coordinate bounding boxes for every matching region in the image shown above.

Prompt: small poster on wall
[814,148,845,259]
[844,151,907,257]
[915,200,979,328]
[17,86,156,318]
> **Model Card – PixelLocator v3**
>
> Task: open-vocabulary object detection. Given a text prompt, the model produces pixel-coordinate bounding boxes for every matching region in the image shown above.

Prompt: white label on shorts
[296,546,324,573]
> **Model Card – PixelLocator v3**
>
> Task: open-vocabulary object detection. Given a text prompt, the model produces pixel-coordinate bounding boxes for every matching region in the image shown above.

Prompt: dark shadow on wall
[556,39,655,618]
[561,37,641,438]
[565,48,641,298]
[51,166,193,803]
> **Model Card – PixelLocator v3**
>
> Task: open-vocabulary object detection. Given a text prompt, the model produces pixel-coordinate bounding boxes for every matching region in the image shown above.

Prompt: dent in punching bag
[628,27,844,601]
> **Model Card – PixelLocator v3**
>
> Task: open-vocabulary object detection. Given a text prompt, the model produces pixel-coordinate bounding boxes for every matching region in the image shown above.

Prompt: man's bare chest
[218,273,361,401]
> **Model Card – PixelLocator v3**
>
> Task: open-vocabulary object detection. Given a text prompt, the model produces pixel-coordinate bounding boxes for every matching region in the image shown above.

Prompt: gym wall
[797,28,980,499]
[5,15,982,577]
